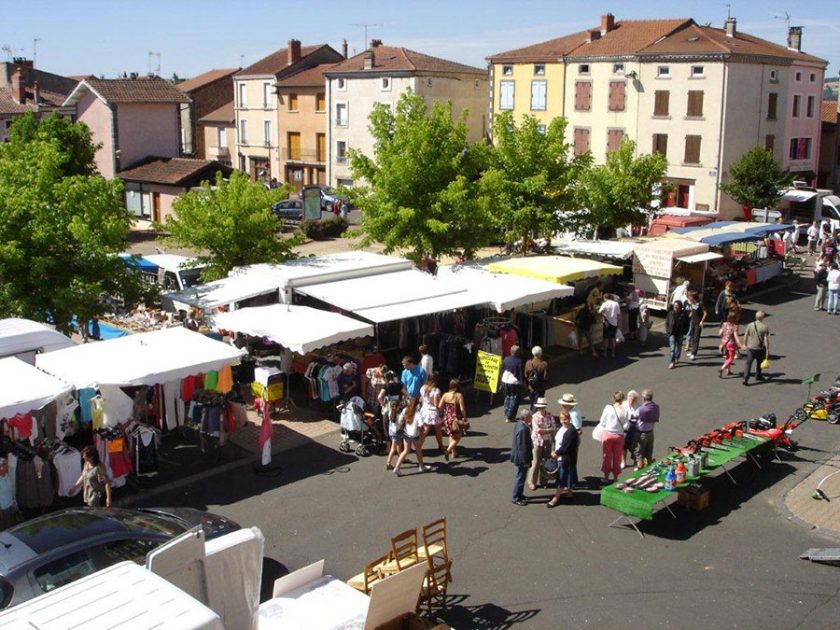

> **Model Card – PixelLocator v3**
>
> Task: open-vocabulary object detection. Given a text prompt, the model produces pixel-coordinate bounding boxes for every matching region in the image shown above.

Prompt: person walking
[621,390,640,469]
[685,290,707,361]
[499,345,524,422]
[597,392,629,484]
[439,379,468,461]
[400,355,427,403]
[70,446,112,508]
[715,281,735,322]
[546,410,580,507]
[419,344,433,377]
[807,221,819,255]
[823,235,837,264]
[574,304,598,357]
[510,410,534,506]
[827,263,840,315]
[384,396,405,471]
[718,312,743,378]
[527,398,556,491]
[665,301,690,369]
[670,280,690,305]
[638,291,651,345]
[742,311,771,386]
[394,400,431,476]
[626,286,641,340]
[525,346,549,407]
[418,372,444,452]
[598,293,621,358]
[378,371,404,445]
[815,258,829,311]
[633,390,660,470]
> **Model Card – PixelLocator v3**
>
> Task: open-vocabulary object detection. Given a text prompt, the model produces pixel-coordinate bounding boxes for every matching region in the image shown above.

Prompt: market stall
[0,318,75,364]
[631,237,720,310]
[0,357,72,419]
[161,273,287,316]
[552,239,637,261]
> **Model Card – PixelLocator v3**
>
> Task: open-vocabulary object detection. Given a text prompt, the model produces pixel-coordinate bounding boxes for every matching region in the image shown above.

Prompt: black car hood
[138,508,240,540]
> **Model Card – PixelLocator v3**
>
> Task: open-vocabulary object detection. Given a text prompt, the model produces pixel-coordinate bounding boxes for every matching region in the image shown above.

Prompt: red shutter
[574,82,583,110]
[608,82,625,112]
[607,129,624,152]
[616,82,625,111]
[585,83,592,111]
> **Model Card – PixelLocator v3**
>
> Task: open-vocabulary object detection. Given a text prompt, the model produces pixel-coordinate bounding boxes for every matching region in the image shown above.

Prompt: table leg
[665,504,678,519]
[772,446,783,463]
[746,451,762,470]
[608,514,644,538]
[720,462,737,485]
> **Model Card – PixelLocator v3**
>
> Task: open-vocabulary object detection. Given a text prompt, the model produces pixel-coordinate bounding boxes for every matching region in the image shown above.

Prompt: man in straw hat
[558,392,583,436]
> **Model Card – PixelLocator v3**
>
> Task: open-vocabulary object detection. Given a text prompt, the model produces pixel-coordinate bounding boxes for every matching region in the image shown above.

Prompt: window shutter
[767,93,778,120]
[687,91,703,117]
[574,128,591,155]
[654,90,669,116]
[764,134,774,152]
[652,133,668,156]
[608,129,624,152]
[609,82,625,111]
[585,83,592,110]
[684,135,701,163]
[575,82,584,110]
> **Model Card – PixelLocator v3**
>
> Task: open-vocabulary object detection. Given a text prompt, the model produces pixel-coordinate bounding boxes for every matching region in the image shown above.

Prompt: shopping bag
[592,424,605,441]
[760,358,771,370]
[615,329,625,344]
[567,330,578,348]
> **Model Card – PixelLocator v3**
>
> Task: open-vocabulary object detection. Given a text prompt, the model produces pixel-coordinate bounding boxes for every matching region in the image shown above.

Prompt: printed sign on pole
[474,351,502,394]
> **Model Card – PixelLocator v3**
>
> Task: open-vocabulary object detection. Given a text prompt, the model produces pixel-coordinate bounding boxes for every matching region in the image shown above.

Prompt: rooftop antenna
[33,38,40,67]
[773,11,791,28]
[147,51,161,76]
[240,54,244,68]
[1,44,24,62]
[726,3,732,19]
[353,23,382,50]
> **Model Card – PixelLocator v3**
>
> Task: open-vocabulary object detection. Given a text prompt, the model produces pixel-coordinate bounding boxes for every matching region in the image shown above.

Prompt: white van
[752,189,840,237]
[121,254,206,293]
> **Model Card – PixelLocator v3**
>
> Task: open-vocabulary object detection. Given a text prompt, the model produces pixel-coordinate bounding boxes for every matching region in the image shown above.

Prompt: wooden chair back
[363,553,389,593]
[421,517,447,561]
[390,528,419,570]
[419,558,452,616]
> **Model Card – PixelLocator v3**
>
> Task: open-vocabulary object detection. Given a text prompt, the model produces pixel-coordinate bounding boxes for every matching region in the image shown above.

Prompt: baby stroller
[338,396,381,456]
[539,431,559,485]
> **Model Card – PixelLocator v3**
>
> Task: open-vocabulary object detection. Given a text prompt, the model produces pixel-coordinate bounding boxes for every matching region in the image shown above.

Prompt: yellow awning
[487,256,623,284]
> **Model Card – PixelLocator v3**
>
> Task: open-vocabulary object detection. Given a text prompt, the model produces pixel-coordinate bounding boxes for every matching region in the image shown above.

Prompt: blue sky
[2,0,838,78]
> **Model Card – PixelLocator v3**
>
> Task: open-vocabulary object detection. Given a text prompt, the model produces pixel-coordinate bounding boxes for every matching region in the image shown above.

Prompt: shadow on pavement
[260,557,290,602]
[444,600,540,629]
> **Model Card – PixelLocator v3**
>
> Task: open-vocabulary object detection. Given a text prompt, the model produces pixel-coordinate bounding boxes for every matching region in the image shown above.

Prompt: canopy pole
[375,323,380,350]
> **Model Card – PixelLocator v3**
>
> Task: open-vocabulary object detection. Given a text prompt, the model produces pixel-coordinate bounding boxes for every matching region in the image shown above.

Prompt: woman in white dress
[418,372,444,452]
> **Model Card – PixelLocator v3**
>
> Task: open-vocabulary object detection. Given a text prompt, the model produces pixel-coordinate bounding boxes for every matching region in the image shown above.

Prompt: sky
[2,0,838,79]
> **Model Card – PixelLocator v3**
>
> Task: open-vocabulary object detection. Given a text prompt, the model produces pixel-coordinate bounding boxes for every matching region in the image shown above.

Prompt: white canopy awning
[0,318,75,362]
[676,252,724,264]
[213,305,374,354]
[553,240,637,260]
[781,189,818,203]
[36,327,245,389]
[438,265,573,313]
[162,274,285,311]
[296,269,486,324]
[0,357,73,418]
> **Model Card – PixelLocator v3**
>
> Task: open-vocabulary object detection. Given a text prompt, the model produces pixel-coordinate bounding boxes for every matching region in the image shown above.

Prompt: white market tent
[161,273,286,311]
[437,265,573,313]
[553,239,637,260]
[0,318,75,363]
[0,357,73,419]
[36,327,245,389]
[213,305,374,354]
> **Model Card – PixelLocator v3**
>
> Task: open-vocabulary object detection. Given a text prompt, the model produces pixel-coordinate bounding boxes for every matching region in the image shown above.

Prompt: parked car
[298,186,348,211]
[0,507,239,609]
[271,198,304,223]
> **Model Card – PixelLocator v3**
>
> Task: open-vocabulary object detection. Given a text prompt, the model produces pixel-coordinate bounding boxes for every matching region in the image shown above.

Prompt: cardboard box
[677,484,710,511]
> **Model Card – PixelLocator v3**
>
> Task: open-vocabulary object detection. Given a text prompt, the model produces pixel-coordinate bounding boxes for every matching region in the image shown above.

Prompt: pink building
[63,76,191,179]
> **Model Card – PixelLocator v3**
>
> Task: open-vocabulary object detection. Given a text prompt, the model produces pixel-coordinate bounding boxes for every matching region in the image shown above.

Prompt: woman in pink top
[718,311,743,378]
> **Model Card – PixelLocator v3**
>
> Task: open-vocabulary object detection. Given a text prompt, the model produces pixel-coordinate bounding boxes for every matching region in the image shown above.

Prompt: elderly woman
[527,398,556,491]
[597,391,630,483]
[547,410,580,506]
[337,362,359,402]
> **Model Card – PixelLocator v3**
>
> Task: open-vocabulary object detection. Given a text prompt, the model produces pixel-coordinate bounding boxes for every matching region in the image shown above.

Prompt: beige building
[233,40,343,183]
[200,101,235,166]
[325,42,488,187]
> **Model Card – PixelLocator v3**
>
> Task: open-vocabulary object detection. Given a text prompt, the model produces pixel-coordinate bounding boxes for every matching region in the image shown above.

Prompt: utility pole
[352,23,382,51]
[33,38,40,67]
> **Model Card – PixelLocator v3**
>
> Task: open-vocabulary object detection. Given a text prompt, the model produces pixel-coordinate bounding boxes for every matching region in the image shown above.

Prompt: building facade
[176,68,237,159]
[200,101,235,166]
[325,42,488,187]
[0,58,77,141]
[819,101,840,192]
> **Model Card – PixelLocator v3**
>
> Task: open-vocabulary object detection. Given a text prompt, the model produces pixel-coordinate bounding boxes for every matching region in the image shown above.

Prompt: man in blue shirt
[400,355,427,401]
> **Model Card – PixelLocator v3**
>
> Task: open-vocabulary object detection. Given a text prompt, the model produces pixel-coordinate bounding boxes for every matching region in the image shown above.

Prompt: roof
[176,68,237,93]
[0,87,38,114]
[199,100,235,124]
[237,44,324,77]
[64,76,191,106]
[486,256,623,283]
[567,18,691,58]
[823,101,839,124]
[278,63,334,87]
[0,318,75,359]
[326,45,485,76]
[488,31,591,63]
[0,357,73,418]
[116,157,232,186]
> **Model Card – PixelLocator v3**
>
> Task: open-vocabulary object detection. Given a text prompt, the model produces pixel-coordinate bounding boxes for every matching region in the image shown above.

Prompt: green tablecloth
[600,435,769,520]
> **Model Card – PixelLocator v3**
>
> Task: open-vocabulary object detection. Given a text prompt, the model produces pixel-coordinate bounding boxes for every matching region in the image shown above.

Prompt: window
[317,133,326,162]
[33,550,99,593]
[537,124,546,135]
[767,92,778,120]
[795,71,802,81]
[607,129,624,153]
[286,131,300,159]
[574,81,592,111]
[612,63,624,74]
[810,73,816,82]
[239,119,248,144]
[426,78,433,87]
[502,65,513,76]
[316,92,326,111]
[792,94,801,117]
[263,82,273,108]
[218,127,227,149]
[499,80,514,110]
[684,135,702,164]
[336,140,348,163]
[381,77,391,91]
[335,102,348,126]
[769,69,778,83]
[789,137,812,160]
[657,65,670,77]
[288,93,298,111]
[573,128,590,156]
[653,90,670,116]
[264,120,272,146]
[690,65,704,77]
[765,134,775,152]
[337,77,346,90]
[578,64,590,75]
[534,64,545,76]
[652,133,668,156]
[807,95,815,117]
[530,80,547,111]
[238,83,247,107]
[608,81,626,112]
[686,90,704,117]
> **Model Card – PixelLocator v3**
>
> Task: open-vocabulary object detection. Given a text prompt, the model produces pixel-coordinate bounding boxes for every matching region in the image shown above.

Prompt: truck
[121,254,206,292]
[752,187,840,240]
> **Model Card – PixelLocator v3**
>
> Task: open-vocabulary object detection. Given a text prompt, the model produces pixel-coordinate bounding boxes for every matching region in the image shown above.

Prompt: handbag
[615,328,625,344]
[592,424,605,441]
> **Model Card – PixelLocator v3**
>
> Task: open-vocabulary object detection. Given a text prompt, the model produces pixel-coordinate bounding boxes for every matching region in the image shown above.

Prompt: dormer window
[657,65,670,77]
[381,77,391,91]
[612,63,624,74]
[502,65,513,76]
[690,65,704,77]
[534,64,545,76]
[579,64,590,75]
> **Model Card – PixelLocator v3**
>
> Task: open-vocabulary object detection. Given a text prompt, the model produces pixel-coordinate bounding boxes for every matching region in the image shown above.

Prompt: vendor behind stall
[337,363,359,402]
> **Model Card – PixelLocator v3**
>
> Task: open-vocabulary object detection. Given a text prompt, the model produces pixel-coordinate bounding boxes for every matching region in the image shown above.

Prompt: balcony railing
[283,149,325,163]
[208,145,230,159]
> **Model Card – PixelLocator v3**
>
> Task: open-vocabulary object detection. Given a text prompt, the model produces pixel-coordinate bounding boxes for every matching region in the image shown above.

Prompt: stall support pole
[608,513,644,538]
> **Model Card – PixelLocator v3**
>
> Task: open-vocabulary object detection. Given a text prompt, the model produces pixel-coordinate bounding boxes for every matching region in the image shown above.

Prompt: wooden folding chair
[379,528,420,575]
[418,517,447,565]
[346,553,388,594]
[418,558,452,617]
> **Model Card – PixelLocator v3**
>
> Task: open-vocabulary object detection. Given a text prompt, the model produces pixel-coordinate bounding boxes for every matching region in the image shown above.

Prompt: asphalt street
[134,273,840,629]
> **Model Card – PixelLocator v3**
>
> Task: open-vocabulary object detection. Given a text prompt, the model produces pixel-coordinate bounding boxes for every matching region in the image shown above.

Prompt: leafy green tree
[719,147,793,214]
[0,113,149,333]
[160,171,298,281]
[479,112,591,251]
[349,89,495,261]
[578,138,668,232]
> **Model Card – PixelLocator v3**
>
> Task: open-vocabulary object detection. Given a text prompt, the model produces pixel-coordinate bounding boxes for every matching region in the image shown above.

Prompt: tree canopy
[160,171,298,281]
[0,113,148,332]
[349,89,496,262]
[719,146,793,211]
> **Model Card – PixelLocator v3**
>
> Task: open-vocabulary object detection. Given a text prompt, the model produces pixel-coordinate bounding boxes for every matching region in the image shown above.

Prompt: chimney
[588,29,602,43]
[370,39,383,48]
[12,57,33,69]
[11,69,25,105]
[288,39,302,66]
[342,38,348,59]
[32,80,40,104]
[600,13,615,35]
[787,26,802,52]
[364,49,374,70]
[724,17,736,38]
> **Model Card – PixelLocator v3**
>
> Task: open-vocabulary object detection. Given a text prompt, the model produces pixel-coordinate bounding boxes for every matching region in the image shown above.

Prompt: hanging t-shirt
[216,365,234,394]
[90,396,105,430]
[181,375,199,402]
[204,371,219,391]
[53,449,82,497]
[0,473,14,510]
[78,388,97,424]
[8,414,34,439]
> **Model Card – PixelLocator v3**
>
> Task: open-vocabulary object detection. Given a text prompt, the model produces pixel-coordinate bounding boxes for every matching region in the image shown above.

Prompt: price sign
[474,351,502,394]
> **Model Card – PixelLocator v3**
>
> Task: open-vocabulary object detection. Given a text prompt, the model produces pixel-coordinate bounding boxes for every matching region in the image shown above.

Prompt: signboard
[473,350,502,394]
[302,185,321,221]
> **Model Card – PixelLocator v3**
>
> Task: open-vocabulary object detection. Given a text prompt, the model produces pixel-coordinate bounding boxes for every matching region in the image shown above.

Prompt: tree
[160,171,298,281]
[578,138,668,233]
[479,112,591,250]
[719,147,793,217]
[0,113,149,333]
[349,89,496,262]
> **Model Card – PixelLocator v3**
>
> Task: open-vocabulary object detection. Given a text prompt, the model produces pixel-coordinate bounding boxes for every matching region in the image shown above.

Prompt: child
[394,399,431,476]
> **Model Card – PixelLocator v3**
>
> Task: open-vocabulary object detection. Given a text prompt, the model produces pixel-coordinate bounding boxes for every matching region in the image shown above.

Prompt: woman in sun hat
[527,397,556,491]
[558,392,582,435]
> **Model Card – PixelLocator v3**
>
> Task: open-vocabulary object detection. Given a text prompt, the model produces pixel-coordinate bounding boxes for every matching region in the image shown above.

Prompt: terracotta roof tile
[326,45,485,75]
[0,87,38,114]
[278,63,334,87]
[82,77,191,103]
[199,101,235,124]
[237,44,324,77]
[176,68,237,93]
[823,101,839,124]
[488,30,594,63]
[116,157,232,186]
[567,18,691,58]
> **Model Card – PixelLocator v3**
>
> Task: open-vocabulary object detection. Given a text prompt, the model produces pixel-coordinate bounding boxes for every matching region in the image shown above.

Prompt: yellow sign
[474,350,502,394]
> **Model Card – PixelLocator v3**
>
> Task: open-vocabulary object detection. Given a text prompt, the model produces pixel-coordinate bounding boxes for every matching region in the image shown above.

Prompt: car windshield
[105,512,186,537]
[178,268,205,289]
